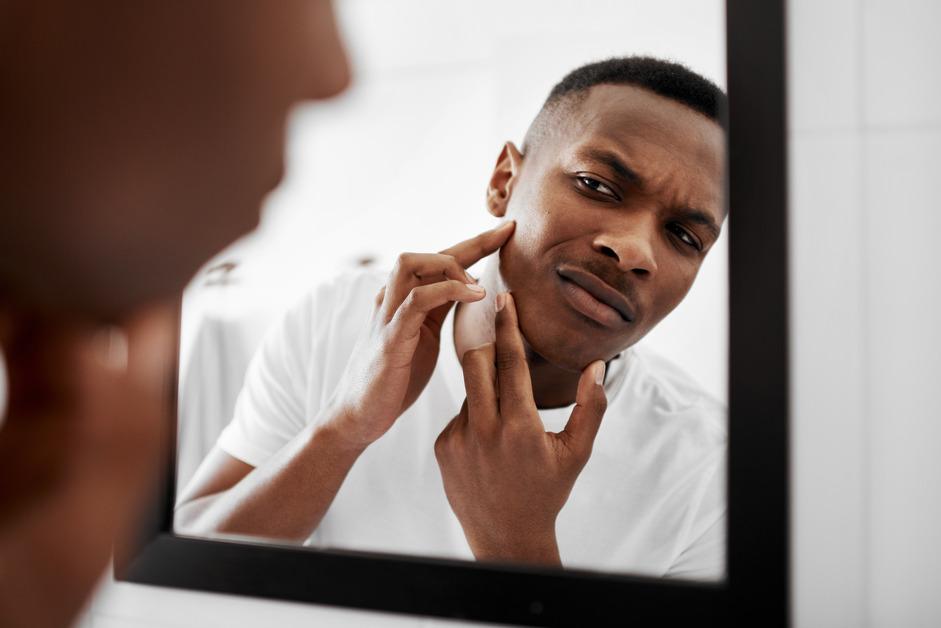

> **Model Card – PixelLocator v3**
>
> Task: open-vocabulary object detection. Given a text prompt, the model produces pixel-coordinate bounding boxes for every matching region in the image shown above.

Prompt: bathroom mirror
[117,1,788,625]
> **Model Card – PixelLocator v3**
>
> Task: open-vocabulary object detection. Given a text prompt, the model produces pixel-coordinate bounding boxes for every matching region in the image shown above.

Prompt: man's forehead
[545,85,724,213]
[568,84,724,166]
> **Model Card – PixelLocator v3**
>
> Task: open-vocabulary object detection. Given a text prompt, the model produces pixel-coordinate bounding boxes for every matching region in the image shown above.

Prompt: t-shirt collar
[438,306,633,426]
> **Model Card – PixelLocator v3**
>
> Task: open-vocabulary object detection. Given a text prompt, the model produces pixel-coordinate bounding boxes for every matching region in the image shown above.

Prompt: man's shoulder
[300,267,387,314]
[615,345,727,441]
[268,268,387,359]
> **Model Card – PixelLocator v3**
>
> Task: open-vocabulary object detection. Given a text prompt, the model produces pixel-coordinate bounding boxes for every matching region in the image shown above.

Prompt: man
[0,2,350,627]
[176,57,727,579]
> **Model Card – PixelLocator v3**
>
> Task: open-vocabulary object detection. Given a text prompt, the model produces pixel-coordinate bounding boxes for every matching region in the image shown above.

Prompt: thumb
[560,361,607,458]
[122,302,176,400]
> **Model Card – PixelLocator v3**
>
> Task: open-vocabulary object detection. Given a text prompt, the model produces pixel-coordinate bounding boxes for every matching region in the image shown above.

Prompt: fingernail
[465,271,476,283]
[467,342,494,353]
[466,283,485,292]
[593,361,606,386]
[495,293,506,312]
[91,326,129,371]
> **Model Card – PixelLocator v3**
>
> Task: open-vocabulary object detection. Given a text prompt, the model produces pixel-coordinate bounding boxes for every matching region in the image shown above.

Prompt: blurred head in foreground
[0,0,351,317]
[0,4,350,627]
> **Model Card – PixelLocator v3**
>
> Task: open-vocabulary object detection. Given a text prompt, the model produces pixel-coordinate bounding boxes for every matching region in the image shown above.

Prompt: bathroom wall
[789,0,941,626]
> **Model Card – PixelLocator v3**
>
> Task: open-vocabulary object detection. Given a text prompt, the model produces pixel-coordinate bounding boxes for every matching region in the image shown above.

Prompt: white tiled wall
[863,127,941,627]
[862,0,941,128]
[790,0,941,626]
[789,132,868,628]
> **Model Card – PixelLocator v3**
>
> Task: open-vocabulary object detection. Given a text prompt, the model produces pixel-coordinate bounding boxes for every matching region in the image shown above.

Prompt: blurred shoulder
[291,267,388,321]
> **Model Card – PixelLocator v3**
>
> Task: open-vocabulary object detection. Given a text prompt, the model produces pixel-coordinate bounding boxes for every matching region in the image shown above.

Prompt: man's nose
[592,219,658,278]
[302,0,353,101]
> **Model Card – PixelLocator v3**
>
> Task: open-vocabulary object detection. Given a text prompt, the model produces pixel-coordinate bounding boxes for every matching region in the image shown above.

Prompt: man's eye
[576,175,617,199]
[668,223,701,250]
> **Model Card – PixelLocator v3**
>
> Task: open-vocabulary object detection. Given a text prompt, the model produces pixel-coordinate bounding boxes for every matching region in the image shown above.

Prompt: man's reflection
[176,57,728,580]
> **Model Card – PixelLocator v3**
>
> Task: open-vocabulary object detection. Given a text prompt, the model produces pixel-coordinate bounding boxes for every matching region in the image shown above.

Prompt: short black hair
[523,56,726,152]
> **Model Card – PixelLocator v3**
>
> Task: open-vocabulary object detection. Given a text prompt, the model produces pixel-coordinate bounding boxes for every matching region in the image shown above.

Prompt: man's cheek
[497,238,525,290]
[504,207,558,263]
[649,279,694,328]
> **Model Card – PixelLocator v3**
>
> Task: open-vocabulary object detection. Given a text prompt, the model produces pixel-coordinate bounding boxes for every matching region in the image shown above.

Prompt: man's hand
[0,305,174,628]
[326,222,515,450]
[434,292,607,566]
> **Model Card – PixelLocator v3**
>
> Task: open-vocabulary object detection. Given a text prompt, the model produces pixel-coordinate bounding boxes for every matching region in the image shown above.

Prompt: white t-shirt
[217,270,727,579]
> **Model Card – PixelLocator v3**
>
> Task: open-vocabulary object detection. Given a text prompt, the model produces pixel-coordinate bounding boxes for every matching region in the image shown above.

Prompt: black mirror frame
[116,1,789,625]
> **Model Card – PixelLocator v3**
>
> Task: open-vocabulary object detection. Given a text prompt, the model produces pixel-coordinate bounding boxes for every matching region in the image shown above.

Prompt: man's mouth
[556,265,635,328]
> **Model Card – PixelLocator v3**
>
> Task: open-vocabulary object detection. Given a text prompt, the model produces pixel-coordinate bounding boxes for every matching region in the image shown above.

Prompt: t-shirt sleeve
[664,512,726,580]
[663,452,727,581]
[215,290,320,467]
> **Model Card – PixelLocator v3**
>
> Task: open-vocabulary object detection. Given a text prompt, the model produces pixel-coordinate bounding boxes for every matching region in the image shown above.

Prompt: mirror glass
[173,0,728,582]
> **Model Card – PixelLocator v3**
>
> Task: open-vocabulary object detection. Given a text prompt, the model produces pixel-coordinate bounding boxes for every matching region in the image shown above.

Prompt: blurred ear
[486,142,523,218]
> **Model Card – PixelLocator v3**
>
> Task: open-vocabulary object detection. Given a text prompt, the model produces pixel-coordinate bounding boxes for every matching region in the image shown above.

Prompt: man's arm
[174,410,365,542]
[175,224,515,542]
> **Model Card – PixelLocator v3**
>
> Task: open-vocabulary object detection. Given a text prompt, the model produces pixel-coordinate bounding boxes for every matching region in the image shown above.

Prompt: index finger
[494,292,539,424]
[439,221,515,269]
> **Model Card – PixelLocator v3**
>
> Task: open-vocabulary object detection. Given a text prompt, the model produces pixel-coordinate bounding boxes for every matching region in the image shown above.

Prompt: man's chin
[511,298,619,374]
[518,323,604,373]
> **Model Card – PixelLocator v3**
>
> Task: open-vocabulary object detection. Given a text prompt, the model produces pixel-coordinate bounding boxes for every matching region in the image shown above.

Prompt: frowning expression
[490,84,725,371]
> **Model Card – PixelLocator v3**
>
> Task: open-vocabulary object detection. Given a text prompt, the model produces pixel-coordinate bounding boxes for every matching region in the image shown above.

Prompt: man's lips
[556,265,636,327]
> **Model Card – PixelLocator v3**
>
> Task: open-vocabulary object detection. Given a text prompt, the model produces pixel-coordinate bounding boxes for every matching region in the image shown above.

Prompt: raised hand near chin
[327,221,515,450]
[0,303,175,628]
[434,292,608,566]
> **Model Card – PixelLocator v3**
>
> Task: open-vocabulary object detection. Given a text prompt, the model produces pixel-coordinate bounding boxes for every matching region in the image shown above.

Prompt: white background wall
[789,0,941,626]
[77,0,941,626]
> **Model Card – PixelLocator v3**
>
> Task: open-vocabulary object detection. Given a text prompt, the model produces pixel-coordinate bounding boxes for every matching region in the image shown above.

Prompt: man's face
[0,0,349,317]
[495,84,725,371]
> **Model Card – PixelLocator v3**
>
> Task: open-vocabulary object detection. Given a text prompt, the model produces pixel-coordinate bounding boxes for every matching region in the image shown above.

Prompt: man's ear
[486,142,523,218]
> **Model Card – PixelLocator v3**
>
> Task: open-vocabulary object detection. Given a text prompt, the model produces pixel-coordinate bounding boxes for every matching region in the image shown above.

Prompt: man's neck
[453,257,582,409]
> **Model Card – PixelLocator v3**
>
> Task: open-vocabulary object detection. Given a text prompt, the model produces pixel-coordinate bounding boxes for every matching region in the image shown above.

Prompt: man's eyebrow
[581,148,642,186]
[679,207,722,242]
[580,147,722,241]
